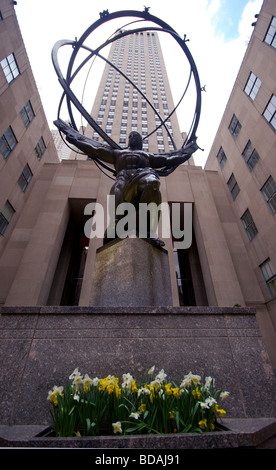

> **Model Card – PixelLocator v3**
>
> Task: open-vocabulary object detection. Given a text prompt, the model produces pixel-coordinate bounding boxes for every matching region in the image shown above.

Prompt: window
[0,11,3,20]
[260,258,276,297]
[216,147,227,169]
[264,16,276,49]
[18,164,33,192]
[263,95,276,130]
[20,100,35,128]
[241,209,258,241]
[0,201,15,235]
[228,114,242,140]
[261,176,276,214]
[35,136,46,159]
[0,126,17,159]
[242,140,260,170]
[0,53,20,84]
[244,72,262,101]
[227,173,240,200]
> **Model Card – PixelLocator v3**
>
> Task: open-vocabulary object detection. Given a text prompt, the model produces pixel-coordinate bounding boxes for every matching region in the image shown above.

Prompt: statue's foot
[150,236,165,247]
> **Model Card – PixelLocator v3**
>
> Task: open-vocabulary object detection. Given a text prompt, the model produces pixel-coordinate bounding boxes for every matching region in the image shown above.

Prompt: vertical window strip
[228,114,242,140]
[242,140,260,170]
[263,95,276,130]
[217,147,227,169]
[261,176,276,214]
[0,126,17,159]
[260,258,276,297]
[244,72,262,100]
[0,201,15,235]
[0,53,20,84]
[240,209,258,241]
[227,173,240,200]
[20,100,35,128]
[264,16,276,49]
[18,164,33,192]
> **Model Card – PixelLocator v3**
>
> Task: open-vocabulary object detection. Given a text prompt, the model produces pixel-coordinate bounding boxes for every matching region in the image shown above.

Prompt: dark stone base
[0,305,276,432]
[0,418,275,448]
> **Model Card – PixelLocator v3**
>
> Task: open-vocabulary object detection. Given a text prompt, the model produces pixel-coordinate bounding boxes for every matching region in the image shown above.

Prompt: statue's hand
[181,140,199,155]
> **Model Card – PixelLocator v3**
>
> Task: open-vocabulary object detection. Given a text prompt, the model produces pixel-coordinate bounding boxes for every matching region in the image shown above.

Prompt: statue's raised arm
[149,140,199,172]
[54,119,115,164]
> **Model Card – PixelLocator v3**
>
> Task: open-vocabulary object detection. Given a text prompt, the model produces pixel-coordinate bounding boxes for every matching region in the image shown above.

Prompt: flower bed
[47,367,229,437]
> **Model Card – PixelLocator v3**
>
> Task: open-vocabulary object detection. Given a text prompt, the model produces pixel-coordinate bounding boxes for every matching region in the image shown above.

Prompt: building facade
[0,0,59,274]
[205,0,276,366]
[0,2,275,371]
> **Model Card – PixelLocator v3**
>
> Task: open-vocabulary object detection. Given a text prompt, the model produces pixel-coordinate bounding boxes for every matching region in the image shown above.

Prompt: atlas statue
[54,119,198,246]
[52,10,202,246]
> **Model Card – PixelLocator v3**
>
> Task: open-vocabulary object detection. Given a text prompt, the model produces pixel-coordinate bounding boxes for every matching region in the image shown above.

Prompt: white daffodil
[129,412,140,420]
[112,421,122,434]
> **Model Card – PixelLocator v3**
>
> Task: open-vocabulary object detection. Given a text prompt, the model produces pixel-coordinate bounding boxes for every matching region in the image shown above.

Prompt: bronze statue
[54,119,198,246]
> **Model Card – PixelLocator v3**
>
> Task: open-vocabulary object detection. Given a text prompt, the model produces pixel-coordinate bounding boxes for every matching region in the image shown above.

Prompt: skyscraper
[73,29,193,162]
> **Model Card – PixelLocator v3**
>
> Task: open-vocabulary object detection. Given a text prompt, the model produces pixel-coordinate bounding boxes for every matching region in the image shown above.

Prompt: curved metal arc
[52,10,201,174]
[66,11,201,143]
[62,24,194,149]
[54,28,178,150]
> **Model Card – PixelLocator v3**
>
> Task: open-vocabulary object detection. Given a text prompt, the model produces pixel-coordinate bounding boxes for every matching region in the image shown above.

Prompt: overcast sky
[15,0,263,166]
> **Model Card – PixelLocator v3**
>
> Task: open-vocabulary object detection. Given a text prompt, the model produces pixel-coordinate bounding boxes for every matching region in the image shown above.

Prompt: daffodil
[148,366,155,375]
[138,403,146,414]
[112,421,122,434]
[215,405,226,417]
[83,373,93,388]
[199,419,207,430]
[172,387,181,398]
[47,385,64,406]
[192,387,201,399]
[129,412,140,420]
[180,372,201,388]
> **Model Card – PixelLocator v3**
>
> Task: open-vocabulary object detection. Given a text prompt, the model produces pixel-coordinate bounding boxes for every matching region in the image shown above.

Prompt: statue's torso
[114,149,150,174]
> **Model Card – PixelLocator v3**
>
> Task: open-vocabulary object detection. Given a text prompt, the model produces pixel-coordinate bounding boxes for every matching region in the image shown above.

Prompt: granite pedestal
[0,305,275,435]
[90,237,173,306]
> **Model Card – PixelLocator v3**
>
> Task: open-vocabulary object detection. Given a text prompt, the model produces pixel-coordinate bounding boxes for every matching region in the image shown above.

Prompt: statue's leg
[137,178,165,246]
[104,180,125,244]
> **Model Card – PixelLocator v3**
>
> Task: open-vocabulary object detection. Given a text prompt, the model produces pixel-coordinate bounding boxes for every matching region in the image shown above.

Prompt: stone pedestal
[89,237,173,307]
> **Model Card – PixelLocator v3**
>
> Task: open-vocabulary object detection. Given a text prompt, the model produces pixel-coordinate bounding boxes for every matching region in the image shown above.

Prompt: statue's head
[128,131,143,150]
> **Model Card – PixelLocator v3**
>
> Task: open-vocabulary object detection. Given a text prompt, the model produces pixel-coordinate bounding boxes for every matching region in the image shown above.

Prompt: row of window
[0,132,45,235]
[0,101,46,161]
[215,16,276,298]
[239,208,276,297]
[227,172,276,216]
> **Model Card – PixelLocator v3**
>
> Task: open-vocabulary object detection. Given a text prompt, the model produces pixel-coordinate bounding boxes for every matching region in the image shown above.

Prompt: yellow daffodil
[172,387,181,398]
[199,419,207,429]
[138,403,146,414]
[215,405,226,417]
[192,387,201,399]
[165,383,173,395]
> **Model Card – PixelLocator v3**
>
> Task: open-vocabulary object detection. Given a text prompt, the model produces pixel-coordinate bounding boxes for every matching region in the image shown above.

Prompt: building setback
[0,2,275,373]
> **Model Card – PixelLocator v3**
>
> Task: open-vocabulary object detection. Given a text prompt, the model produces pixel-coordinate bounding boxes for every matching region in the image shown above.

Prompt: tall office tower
[0,0,59,260]
[81,30,193,162]
[205,0,276,353]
